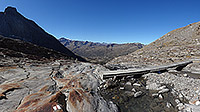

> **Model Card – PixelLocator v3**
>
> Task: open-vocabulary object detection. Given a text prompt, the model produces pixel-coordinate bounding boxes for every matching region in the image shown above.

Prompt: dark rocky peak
[4,6,18,15]
[0,7,86,61]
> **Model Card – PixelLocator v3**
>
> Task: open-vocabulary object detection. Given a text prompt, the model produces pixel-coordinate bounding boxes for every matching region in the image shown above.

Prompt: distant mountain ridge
[59,38,144,64]
[0,6,85,61]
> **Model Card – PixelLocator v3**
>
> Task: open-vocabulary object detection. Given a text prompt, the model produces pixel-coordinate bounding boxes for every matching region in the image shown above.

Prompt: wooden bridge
[103,60,193,79]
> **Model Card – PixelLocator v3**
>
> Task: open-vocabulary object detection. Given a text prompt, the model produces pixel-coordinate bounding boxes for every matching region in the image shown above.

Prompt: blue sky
[0,0,200,44]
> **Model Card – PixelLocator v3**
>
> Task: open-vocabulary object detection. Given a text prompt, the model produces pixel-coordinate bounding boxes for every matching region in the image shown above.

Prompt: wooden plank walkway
[103,60,193,79]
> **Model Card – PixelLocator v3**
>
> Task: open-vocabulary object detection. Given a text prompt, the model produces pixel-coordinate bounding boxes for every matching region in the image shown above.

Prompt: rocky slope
[59,38,144,64]
[0,7,84,61]
[0,35,75,61]
[108,22,200,67]
[105,21,200,112]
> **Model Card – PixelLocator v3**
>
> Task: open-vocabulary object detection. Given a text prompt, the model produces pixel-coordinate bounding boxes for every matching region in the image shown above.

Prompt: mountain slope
[0,7,85,61]
[108,21,200,67]
[0,35,75,61]
[59,38,144,64]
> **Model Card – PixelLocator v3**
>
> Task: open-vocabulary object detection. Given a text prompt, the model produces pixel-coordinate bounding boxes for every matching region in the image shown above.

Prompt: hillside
[108,22,200,68]
[0,7,85,61]
[59,38,144,64]
[0,35,76,62]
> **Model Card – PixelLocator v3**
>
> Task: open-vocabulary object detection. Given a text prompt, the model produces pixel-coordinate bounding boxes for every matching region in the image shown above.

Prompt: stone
[183,74,188,77]
[195,101,200,106]
[158,88,170,94]
[134,91,142,98]
[152,93,159,98]
[159,94,163,99]
[175,99,181,104]
[158,85,167,90]
[166,102,172,108]
[177,103,185,110]
[133,83,141,87]
[120,87,124,90]
[131,88,136,92]
[125,82,132,86]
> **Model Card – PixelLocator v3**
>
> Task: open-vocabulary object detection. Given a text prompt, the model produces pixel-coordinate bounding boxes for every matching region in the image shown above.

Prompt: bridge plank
[103,60,193,79]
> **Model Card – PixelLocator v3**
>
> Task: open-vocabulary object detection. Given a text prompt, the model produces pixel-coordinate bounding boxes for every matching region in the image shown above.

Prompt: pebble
[120,87,124,90]
[131,88,136,92]
[159,94,163,99]
[183,74,188,77]
[152,93,159,98]
[177,103,185,110]
[134,91,142,98]
[125,82,132,86]
[195,101,200,105]
[158,88,170,94]
[166,102,172,108]
[179,94,183,99]
[175,99,180,104]
[158,85,167,90]
[133,83,141,87]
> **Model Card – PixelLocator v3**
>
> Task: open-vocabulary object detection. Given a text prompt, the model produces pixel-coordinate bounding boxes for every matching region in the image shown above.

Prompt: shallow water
[99,78,181,112]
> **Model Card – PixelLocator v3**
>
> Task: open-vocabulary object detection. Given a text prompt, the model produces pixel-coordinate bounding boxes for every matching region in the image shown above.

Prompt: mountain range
[59,38,144,64]
[1,6,200,112]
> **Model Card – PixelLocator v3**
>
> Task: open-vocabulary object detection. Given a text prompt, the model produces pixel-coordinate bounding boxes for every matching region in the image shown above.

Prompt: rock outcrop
[0,7,85,61]
[59,38,144,64]
[0,57,118,112]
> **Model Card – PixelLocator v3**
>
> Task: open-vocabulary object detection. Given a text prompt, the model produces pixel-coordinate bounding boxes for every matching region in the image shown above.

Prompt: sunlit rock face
[0,59,118,112]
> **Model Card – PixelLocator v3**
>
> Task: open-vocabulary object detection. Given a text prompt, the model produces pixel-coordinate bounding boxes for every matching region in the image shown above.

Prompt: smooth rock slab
[134,91,142,98]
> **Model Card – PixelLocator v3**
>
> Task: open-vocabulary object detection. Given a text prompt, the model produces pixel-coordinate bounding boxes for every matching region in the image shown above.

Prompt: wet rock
[134,91,142,98]
[125,82,131,86]
[133,83,141,87]
[158,85,167,90]
[152,93,159,98]
[124,85,133,91]
[131,88,136,92]
[177,103,185,110]
[159,94,163,99]
[120,87,124,90]
[125,91,135,97]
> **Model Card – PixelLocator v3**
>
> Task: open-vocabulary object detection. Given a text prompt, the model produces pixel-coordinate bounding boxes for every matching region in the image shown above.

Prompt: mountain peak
[4,6,18,15]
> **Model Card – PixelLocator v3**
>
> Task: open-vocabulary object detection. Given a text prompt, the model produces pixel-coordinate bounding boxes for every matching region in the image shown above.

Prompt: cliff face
[0,7,85,61]
[59,38,144,64]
